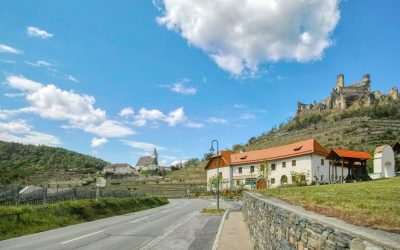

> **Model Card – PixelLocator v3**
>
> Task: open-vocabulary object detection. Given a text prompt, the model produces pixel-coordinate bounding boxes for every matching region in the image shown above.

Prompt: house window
[271,178,275,184]
[260,164,265,172]
[282,162,286,168]
[292,160,296,167]
[238,167,242,174]
[271,163,276,171]
[219,172,222,178]
[250,166,254,173]
[321,175,324,181]
[321,159,325,166]
[236,180,241,186]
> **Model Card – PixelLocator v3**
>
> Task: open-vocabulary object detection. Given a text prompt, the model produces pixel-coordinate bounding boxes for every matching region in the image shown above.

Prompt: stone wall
[242,192,400,250]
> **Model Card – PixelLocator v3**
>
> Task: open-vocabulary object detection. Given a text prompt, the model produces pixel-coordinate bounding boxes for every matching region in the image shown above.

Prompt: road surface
[0,199,223,250]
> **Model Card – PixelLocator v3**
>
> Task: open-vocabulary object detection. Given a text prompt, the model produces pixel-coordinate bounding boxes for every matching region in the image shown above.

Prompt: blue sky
[0,0,399,166]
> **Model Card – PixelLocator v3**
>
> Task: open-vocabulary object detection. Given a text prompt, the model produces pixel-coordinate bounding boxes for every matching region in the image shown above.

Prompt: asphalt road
[0,199,223,250]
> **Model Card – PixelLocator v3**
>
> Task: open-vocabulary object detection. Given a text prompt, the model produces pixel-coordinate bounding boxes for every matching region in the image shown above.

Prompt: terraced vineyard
[246,117,400,154]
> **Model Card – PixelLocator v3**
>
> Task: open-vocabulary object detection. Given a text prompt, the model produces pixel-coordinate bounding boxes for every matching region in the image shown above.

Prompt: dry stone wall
[242,192,400,250]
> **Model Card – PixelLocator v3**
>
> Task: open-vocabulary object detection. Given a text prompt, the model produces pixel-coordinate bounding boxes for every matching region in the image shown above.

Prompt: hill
[0,141,109,185]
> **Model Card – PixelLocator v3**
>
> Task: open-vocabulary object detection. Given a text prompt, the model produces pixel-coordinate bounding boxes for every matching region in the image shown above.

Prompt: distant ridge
[0,140,109,184]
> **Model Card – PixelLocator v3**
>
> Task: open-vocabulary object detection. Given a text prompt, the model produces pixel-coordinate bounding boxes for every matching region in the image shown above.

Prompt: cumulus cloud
[121,139,166,152]
[160,79,197,95]
[26,26,53,39]
[132,107,203,128]
[0,120,61,146]
[5,75,134,138]
[91,137,108,148]
[157,0,340,75]
[119,107,134,117]
[0,43,23,54]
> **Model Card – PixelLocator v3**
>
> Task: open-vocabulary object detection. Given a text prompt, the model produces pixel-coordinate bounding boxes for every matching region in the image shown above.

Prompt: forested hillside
[0,141,109,184]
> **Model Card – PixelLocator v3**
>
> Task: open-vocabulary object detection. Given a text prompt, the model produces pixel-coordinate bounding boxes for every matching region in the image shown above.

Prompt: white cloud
[132,107,200,128]
[0,120,61,146]
[170,159,188,166]
[233,104,247,109]
[160,79,197,95]
[6,75,42,91]
[207,117,227,124]
[26,60,53,67]
[119,107,134,117]
[4,93,25,98]
[240,113,256,120]
[164,107,187,126]
[121,139,166,152]
[133,108,166,127]
[5,75,134,138]
[91,137,108,148]
[26,26,53,39]
[0,44,23,54]
[66,75,79,83]
[157,0,340,75]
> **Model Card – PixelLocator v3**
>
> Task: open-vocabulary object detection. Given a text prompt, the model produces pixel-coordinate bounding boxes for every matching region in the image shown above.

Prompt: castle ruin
[297,73,399,114]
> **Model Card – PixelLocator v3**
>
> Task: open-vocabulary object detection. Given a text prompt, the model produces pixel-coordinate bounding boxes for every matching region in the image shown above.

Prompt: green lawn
[258,177,400,233]
[0,197,168,240]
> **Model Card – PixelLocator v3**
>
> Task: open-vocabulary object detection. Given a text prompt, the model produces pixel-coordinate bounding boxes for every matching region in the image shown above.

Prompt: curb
[212,208,230,250]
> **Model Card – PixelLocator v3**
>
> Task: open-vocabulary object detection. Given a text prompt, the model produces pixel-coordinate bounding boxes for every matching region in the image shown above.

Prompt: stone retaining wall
[242,192,400,250]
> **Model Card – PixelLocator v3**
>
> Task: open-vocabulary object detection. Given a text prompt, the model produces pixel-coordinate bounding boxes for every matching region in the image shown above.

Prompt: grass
[0,196,168,240]
[201,208,225,214]
[257,177,400,233]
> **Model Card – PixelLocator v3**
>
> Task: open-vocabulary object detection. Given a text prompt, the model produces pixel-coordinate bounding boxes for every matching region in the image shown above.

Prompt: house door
[256,178,267,189]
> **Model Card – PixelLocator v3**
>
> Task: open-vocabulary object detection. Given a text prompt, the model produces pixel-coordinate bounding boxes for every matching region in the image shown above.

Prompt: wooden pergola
[326,149,372,183]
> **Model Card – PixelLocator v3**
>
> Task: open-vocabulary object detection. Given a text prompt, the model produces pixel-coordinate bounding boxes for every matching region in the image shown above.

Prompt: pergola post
[341,158,344,183]
[328,161,331,183]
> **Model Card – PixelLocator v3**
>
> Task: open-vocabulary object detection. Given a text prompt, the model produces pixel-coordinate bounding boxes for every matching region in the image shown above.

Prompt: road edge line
[212,208,230,250]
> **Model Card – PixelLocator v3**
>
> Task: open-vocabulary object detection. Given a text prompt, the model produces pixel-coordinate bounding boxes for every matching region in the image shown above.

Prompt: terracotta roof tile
[333,149,372,160]
[230,139,328,165]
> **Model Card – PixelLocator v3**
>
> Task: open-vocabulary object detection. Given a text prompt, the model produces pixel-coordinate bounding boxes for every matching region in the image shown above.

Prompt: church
[136,148,159,171]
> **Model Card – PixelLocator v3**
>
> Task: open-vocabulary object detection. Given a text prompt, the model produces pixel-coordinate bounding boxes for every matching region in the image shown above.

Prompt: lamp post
[210,139,220,210]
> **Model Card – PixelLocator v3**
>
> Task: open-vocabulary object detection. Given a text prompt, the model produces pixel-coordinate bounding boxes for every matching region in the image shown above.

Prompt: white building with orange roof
[205,139,332,190]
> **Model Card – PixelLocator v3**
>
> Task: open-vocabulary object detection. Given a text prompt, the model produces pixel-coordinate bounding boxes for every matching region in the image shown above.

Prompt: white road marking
[128,216,149,224]
[60,230,105,245]
[161,208,172,214]
[139,210,200,250]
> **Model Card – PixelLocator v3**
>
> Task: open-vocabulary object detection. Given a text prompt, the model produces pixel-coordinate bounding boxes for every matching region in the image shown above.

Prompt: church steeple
[152,147,158,162]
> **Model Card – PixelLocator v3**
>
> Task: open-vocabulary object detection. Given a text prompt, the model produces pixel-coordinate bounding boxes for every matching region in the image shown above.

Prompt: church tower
[151,148,158,162]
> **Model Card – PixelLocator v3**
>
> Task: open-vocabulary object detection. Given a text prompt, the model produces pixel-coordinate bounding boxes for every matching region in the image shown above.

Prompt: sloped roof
[330,149,372,160]
[230,139,328,165]
[136,156,157,166]
[104,163,132,169]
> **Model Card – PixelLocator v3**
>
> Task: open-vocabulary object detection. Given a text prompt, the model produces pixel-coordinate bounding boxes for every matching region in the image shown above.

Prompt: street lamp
[210,139,220,210]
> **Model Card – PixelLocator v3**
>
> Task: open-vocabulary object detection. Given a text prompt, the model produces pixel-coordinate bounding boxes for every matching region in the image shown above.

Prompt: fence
[0,183,208,206]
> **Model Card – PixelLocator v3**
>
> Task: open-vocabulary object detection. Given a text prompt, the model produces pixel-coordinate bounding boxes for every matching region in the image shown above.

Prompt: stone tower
[335,73,344,90]
[363,74,371,92]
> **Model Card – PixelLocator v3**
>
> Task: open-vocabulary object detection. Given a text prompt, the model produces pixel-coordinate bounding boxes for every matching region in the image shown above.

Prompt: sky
[0,0,399,166]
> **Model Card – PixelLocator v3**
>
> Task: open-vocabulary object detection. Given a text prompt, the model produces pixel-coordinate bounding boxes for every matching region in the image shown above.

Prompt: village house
[136,148,159,171]
[103,163,139,175]
[205,139,372,190]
